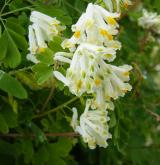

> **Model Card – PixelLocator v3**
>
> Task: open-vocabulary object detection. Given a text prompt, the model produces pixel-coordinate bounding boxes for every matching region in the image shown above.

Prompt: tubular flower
[71,100,112,149]
[27,11,65,63]
[53,43,117,96]
[62,3,120,51]
[30,11,66,39]
[54,3,132,112]
[93,63,132,109]
[54,43,132,109]
[138,9,160,35]
[103,0,132,12]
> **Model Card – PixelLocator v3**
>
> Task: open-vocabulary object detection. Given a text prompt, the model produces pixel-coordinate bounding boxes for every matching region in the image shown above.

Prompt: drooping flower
[54,3,132,111]
[62,3,120,51]
[54,43,132,109]
[54,43,117,95]
[103,0,132,12]
[27,11,65,63]
[71,100,112,149]
[138,9,160,35]
[30,11,66,39]
[27,25,39,63]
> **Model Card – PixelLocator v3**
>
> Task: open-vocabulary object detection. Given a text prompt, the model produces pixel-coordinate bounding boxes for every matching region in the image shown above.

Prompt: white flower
[138,9,160,35]
[93,63,132,109]
[103,0,132,12]
[27,11,65,63]
[27,24,47,63]
[30,11,65,39]
[71,100,112,149]
[54,52,73,64]
[62,3,120,51]
[54,43,132,109]
[54,43,118,96]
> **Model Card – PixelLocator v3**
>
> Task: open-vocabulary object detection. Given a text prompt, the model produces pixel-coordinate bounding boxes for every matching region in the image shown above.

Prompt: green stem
[0,6,33,17]
[0,132,79,138]
[33,97,79,119]
[9,66,32,75]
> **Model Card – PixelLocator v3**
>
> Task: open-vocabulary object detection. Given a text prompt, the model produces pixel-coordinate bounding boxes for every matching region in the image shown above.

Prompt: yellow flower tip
[74,31,81,38]
[31,47,37,53]
[112,42,121,49]
[86,19,94,28]
[95,127,99,131]
[106,17,117,26]
[105,54,113,59]
[121,89,128,93]
[76,80,83,90]
[38,47,46,53]
[54,23,59,27]
[97,48,103,52]
[82,71,86,78]
[87,83,91,90]
[99,29,113,40]
[105,96,111,100]
[123,71,130,76]
[123,2,129,9]
[94,78,102,86]
[90,65,94,72]
[65,41,72,48]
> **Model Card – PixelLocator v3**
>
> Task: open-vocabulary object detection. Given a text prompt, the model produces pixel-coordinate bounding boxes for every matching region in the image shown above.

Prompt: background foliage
[0,0,160,164]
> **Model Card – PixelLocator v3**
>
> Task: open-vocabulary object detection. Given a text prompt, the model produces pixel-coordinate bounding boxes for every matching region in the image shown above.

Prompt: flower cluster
[61,3,120,51]
[27,11,65,63]
[54,3,132,149]
[138,9,160,43]
[71,100,112,149]
[103,0,132,12]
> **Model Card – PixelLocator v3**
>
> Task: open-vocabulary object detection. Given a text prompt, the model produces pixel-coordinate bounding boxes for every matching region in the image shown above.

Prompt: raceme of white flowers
[27,11,65,63]
[138,9,160,40]
[26,3,132,149]
[53,3,132,149]
[71,100,112,149]
[61,3,121,52]
[103,0,132,13]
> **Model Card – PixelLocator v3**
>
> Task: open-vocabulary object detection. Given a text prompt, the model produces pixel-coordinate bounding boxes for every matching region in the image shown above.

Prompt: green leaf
[1,109,17,128]
[0,70,28,99]
[21,140,34,164]
[8,95,18,113]
[6,18,26,35]
[0,114,9,134]
[35,6,72,25]
[58,16,72,25]
[36,49,54,65]
[7,28,28,50]
[28,122,46,143]
[109,112,117,128]
[0,31,8,60]
[32,145,49,165]
[32,63,53,85]
[0,25,2,37]
[47,137,73,165]
[49,36,63,53]
[3,30,21,68]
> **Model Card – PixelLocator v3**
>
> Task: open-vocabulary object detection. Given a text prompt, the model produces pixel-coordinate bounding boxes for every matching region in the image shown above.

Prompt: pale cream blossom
[103,0,132,12]
[27,11,65,63]
[62,3,120,51]
[138,9,160,35]
[54,43,132,109]
[71,100,112,149]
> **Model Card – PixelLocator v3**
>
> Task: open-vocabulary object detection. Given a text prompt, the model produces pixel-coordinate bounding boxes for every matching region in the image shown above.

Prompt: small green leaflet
[0,70,28,99]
